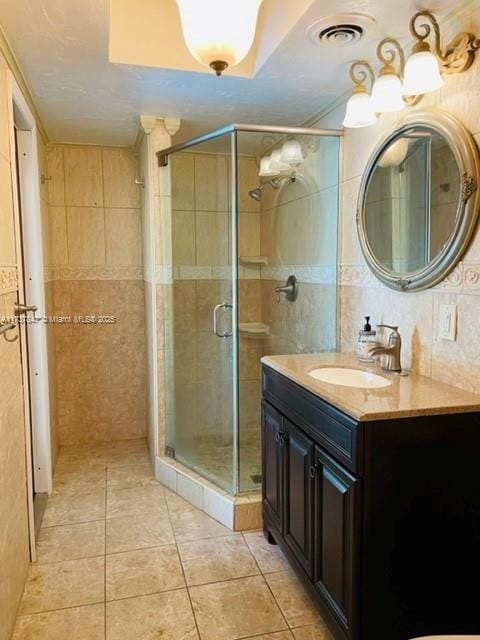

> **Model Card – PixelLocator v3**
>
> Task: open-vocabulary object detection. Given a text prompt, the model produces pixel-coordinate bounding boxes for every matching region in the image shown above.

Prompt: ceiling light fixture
[343,10,480,128]
[175,0,264,76]
[343,61,377,129]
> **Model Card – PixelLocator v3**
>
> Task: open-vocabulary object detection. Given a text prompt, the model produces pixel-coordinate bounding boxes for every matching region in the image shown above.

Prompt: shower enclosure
[157,124,341,497]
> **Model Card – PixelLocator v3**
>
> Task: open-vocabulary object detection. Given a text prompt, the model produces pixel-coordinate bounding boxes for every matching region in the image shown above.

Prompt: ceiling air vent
[306,14,376,47]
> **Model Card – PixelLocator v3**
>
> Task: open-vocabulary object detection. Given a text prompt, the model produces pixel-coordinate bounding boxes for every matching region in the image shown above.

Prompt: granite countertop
[261,352,480,422]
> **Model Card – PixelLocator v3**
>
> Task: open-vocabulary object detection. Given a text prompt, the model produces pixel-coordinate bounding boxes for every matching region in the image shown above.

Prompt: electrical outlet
[439,304,457,341]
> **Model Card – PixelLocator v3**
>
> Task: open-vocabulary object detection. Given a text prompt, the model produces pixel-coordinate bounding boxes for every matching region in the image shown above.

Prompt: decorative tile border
[340,262,480,294]
[0,266,18,294]
[153,263,337,285]
[48,265,144,281]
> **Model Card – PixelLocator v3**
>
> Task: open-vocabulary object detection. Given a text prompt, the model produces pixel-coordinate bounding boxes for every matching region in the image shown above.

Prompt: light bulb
[259,155,277,177]
[343,91,377,128]
[269,149,290,173]
[280,140,304,166]
[371,74,406,113]
[402,50,444,96]
[175,0,263,76]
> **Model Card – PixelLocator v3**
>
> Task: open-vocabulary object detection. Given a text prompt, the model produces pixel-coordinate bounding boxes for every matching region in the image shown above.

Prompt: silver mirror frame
[357,108,480,291]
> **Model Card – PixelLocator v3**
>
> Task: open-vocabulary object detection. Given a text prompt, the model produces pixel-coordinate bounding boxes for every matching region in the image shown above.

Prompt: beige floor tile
[19,557,105,614]
[106,544,185,600]
[36,521,105,563]
[243,531,290,574]
[189,575,288,640]
[169,507,235,543]
[12,604,104,640]
[265,571,321,628]
[178,535,259,586]
[42,488,106,527]
[164,487,195,513]
[106,447,150,468]
[243,634,294,640]
[106,484,167,518]
[106,589,198,640]
[107,463,157,490]
[106,513,175,553]
[53,466,106,493]
[292,623,332,640]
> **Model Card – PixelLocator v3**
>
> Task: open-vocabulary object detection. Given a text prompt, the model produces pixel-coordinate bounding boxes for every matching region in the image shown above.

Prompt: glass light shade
[342,91,377,128]
[175,0,263,70]
[402,50,444,96]
[371,73,406,113]
[378,138,410,168]
[259,155,277,177]
[280,140,304,166]
[269,149,290,173]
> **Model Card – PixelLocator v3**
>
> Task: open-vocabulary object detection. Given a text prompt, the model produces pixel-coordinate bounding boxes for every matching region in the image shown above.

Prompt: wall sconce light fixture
[342,61,377,128]
[344,10,480,128]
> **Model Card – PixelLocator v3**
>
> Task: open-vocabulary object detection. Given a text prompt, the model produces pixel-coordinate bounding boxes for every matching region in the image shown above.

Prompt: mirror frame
[357,109,480,291]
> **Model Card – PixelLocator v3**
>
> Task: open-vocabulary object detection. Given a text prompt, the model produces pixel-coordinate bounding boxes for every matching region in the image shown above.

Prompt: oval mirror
[357,110,480,291]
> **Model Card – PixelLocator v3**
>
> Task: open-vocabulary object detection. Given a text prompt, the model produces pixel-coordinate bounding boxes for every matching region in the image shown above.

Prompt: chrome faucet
[275,275,298,302]
[367,324,402,373]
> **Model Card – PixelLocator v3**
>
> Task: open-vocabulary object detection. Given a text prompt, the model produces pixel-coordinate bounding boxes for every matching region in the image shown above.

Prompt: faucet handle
[377,324,399,333]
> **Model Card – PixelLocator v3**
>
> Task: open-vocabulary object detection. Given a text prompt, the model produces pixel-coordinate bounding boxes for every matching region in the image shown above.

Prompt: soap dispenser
[357,316,377,363]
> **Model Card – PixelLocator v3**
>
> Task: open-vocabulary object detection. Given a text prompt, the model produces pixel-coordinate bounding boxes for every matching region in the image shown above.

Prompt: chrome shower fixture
[248,175,296,201]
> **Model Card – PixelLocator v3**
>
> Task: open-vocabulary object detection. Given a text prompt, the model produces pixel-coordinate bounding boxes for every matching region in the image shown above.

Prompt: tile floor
[13,438,331,640]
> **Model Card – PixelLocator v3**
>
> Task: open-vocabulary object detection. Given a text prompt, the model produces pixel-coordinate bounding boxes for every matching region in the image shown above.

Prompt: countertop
[261,352,480,422]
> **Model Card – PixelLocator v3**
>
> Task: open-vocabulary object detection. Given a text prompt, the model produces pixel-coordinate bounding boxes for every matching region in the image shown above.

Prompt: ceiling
[0,0,458,147]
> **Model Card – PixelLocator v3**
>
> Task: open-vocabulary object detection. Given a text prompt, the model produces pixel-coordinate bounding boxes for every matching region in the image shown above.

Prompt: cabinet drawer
[262,365,362,475]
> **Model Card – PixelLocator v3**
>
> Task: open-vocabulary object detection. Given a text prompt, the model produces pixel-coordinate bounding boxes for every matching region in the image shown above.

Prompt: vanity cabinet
[261,364,480,640]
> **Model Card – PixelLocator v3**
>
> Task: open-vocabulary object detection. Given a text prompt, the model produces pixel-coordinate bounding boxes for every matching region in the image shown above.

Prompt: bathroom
[1,1,480,639]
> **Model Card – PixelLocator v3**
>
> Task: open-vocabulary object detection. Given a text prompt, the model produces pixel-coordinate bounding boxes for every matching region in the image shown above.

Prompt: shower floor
[177,430,262,494]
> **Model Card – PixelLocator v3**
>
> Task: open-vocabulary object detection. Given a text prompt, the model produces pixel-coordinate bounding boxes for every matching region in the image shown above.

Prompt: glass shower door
[165,132,238,494]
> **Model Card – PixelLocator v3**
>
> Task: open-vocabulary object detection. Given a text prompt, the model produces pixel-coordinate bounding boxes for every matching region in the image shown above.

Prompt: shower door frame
[158,123,343,496]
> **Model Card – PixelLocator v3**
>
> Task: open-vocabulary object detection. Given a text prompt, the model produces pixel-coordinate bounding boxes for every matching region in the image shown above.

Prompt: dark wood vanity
[261,360,480,640]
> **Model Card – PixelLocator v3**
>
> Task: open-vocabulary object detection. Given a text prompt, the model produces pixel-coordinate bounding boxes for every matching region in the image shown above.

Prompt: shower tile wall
[46,145,147,445]
[260,138,339,356]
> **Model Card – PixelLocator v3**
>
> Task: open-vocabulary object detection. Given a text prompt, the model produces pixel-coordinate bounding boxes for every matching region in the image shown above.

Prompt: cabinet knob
[309,465,318,479]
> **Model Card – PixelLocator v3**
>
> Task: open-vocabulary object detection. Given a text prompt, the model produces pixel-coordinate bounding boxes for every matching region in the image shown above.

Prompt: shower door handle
[213,302,233,338]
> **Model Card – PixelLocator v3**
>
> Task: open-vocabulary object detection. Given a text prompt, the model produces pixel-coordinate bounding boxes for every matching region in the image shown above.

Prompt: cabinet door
[261,401,284,532]
[283,419,315,577]
[314,446,359,636]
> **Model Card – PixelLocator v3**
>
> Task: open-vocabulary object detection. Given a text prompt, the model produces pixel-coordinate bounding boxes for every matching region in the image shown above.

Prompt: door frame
[7,71,52,553]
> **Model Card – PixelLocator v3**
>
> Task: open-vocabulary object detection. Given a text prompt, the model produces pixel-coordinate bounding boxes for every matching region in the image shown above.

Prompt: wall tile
[66,207,106,265]
[171,153,195,210]
[102,149,140,208]
[196,211,230,266]
[64,147,103,207]
[172,210,196,266]
[239,212,260,258]
[237,157,260,213]
[48,206,68,265]
[195,154,229,212]
[47,146,65,206]
[105,208,142,266]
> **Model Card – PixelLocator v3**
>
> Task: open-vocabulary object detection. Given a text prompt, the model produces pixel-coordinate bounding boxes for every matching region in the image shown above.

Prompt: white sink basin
[308,367,392,389]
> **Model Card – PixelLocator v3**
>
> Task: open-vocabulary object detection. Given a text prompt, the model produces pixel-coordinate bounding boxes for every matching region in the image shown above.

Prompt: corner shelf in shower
[239,256,268,266]
[239,322,270,337]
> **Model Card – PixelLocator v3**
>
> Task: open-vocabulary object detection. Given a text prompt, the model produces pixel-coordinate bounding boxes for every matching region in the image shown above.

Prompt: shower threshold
[155,455,261,531]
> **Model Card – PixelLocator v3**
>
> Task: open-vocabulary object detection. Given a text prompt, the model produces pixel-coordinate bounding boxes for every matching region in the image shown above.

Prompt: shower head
[248,185,264,201]
[248,175,296,201]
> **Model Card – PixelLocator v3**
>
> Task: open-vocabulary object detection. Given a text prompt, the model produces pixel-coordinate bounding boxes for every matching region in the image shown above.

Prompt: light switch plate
[439,304,457,341]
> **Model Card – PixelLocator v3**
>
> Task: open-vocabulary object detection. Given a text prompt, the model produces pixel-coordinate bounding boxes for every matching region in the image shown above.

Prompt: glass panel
[236,131,340,493]
[164,132,238,493]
